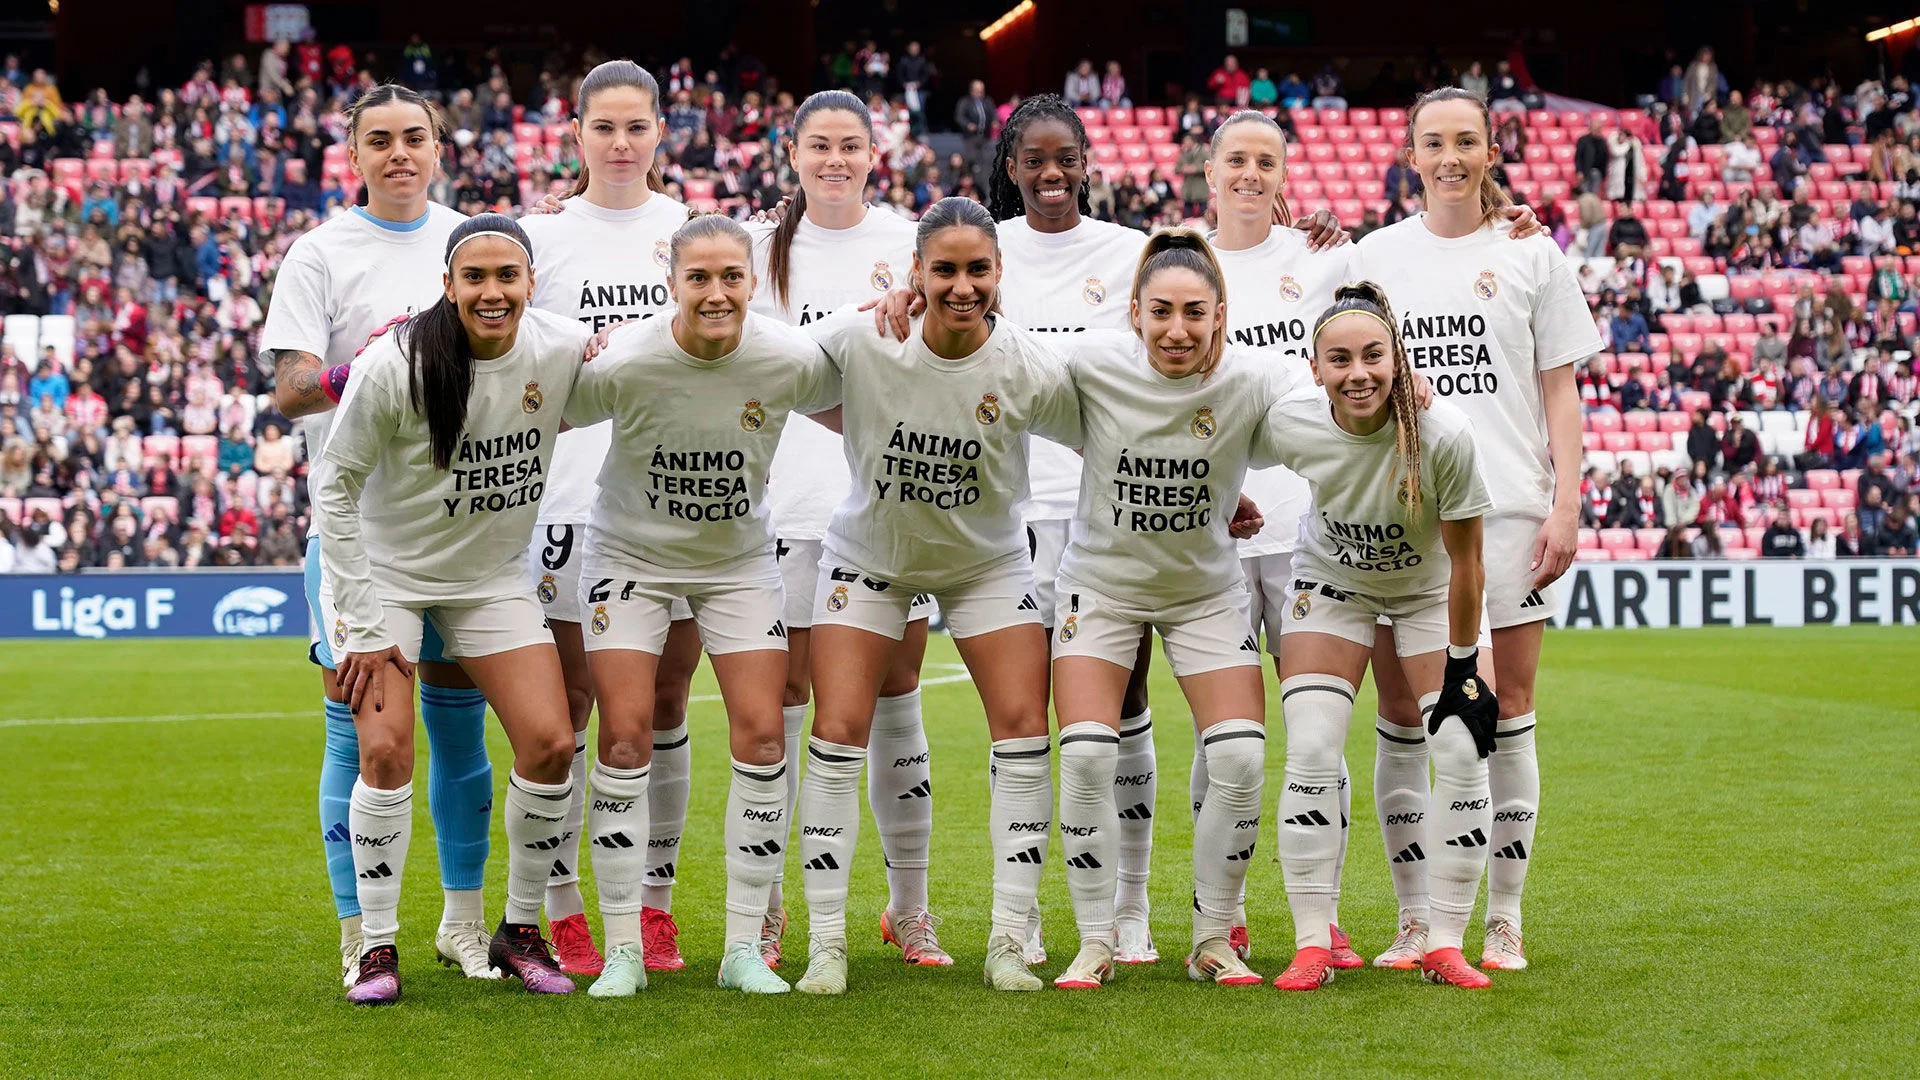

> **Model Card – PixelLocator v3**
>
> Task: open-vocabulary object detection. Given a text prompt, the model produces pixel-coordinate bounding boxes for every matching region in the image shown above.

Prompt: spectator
[1581,466,1613,527]
[1612,474,1666,528]
[1655,523,1694,559]
[1249,68,1277,109]
[1723,131,1761,184]
[1609,304,1650,353]
[1687,409,1721,469]
[1607,127,1645,202]
[1608,204,1649,258]
[898,43,935,131]
[1682,47,1722,117]
[1721,414,1761,472]
[1574,117,1609,194]
[1836,512,1873,557]
[1877,503,1917,555]
[1460,61,1490,103]
[1276,72,1310,108]
[13,517,55,572]
[1310,64,1346,110]
[1760,506,1805,557]
[1771,131,1807,194]
[1489,60,1523,109]
[1209,55,1251,107]
[1064,60,1100,108]
[1099,61,1129,109]
[1806,516,1836,558]
[1663,468,1704,527]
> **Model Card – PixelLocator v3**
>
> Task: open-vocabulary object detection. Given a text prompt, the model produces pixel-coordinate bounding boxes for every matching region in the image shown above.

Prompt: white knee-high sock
[504,771,573,927]
[350,779,412,951]
[1426,691,1491,952]
[867,689,932,916]
[1486,712,1539,929]
[1192,719,1264,943]
[545,729,589,922]
[989,735,1052,941]
[1333,755,1350,926]
[1058,722,1120,942]
[586,763,650,947]
[769,703,807,912]
[1113,709,1156,923]
[798,737,864,946]
[1277,675,1355,951]
[1375,717,1432,923]
[1187,723,1246,924]
[641,722,689,912]
[725,757,789,948]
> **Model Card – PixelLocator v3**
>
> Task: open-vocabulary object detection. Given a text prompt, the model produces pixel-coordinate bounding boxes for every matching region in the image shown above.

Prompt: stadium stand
[0,43,1915,572]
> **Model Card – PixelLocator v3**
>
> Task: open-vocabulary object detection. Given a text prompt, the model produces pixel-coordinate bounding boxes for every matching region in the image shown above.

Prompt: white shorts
[1242,551,1295,656]
[1052,578,1261,678]
[1027,518,1070,625]
[1282,576,1453,658]
[1484,513,1557,629]
[530,523,587,624]
[814,548,1036,641]
[579,562,787,656]
[319,589,552,664]
[780,537,934,631]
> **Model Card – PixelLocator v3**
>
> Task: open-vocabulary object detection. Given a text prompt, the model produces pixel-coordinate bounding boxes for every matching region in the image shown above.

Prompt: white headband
[446,230,532,268]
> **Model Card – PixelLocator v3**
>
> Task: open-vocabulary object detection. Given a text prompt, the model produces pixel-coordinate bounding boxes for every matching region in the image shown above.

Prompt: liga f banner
[1551,559,1920,629]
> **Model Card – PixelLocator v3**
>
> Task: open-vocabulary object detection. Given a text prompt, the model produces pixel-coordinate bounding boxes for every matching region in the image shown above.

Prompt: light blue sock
[420,684,491,892]
[320,698,361,919]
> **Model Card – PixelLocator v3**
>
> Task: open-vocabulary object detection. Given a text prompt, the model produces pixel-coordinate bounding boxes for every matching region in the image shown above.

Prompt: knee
[1377,694,1424,729]
[519,727,576,784]
[599,733,652,773]
[1496,683,1535,720]
[737,725,786,766]
[1427,721,1484,779]
[652,680,690,729]
[564,684,594,732]
[782,682,811,709]
[358,731,411,786]
[878,667,920,698]
[809,707,869,748]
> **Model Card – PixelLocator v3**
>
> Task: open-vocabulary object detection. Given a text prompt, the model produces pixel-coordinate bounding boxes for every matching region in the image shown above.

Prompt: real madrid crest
[522,381,543,414]
[827,584,849,612]
[1278,275,1303,302]
[741,399,766,432]
[976,392,1001,425]
[1190,406,1217,440]
[653,239,670,268]
[1058,614,1078,642]
[537,574,557,604]
[1463,678,1481,701]
[1396,476,1412,506]
[590,604,610,635]
[1291,591,1312,620]
[1082,277,1106,305]
[871,262,894,291]
[1474,270,1498,301]
[333,619,347,647]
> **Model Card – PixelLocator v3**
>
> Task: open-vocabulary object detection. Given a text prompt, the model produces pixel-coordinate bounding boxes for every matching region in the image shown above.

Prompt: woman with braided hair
[1253,281,1497,992]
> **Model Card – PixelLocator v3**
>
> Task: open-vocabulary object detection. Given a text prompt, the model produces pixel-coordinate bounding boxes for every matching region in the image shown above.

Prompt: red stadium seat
[85,159,116,184]
[513,122,545,146]
[1578,528,1600,550]
[1134,107,1166,127]
[181,435,219,467]
[1150,143,1179,165]
[1599,528,1637,554]
[1574,548,1613,562]
[0,497,18,525]
[1366,143,1397,164]
[119,159,153,185]
[1317,108,1346,125]
[1587,411,1623,433]
[1635,432,1670,453]
[1635,528,1667,551]
[24,496,63,522]
[1120,144,1150,164]
[1613,548,1651,561]
[1296,125,1324,143]
[1111,126,1142,144]
[1582,431,1603,451]
[143,435,180,465]
[1724,547,1759,561]
[220,196,253,222]
[1601,432,1637,452]
[1091,144,1120,165]
[1347,108,1376,125]
[1084,125,1110,145]
[1803,469,1839,491]
[1306,143,1335,162]
[1820,489,1856,511]
[1143,126,1173,145]
[185,196,219,219]
[1076,107,1105,128]
[141,496,179,522]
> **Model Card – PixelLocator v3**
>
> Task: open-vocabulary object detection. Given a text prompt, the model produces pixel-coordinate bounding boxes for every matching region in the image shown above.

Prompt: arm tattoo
[271,349,328,418]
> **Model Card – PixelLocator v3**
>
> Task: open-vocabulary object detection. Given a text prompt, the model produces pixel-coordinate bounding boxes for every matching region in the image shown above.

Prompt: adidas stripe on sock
[1487,711,1539,929]
[1192,719,1264,943]
[989,735,1052,941]
[725,758,789,948]
[798,737,865,945]
[544,728,590,922]
[1059,722,1121,941]
[504,771,573,928]
[587,763,650,947]
[1425,691,1492,952]
[641,722,690,913]
[1375,716,1433,923]
[1278,676,1355,951]
[1113,709,1155,923]
[868,689,932,917]
[350,779,412,951]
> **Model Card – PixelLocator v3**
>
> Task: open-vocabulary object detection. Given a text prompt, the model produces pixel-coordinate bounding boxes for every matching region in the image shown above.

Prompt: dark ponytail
[769,90,872,309]
[569,60,669,200]
[401,214,536,471]
[1313,280,1422,513]
[912,197,1003,314]
[988,93,1093,223]
[1131,227,1227,378]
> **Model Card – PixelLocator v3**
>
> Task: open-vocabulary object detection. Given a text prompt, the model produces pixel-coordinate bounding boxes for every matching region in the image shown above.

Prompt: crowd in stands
[0,38,1916,572]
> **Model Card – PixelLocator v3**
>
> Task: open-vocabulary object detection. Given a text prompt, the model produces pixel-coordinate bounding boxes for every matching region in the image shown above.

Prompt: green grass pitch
[2,627,1916,1079]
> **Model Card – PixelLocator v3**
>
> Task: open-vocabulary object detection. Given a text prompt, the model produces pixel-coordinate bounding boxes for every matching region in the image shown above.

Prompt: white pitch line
[0,665,976,729]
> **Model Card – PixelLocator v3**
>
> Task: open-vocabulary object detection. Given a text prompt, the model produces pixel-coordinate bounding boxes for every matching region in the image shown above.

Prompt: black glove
[1431,649,1499,759]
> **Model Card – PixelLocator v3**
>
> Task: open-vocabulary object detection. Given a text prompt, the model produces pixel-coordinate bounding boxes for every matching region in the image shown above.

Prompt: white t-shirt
[317,308,589,652]
[1214,226,1351,557]
[1349,215,1601,520]
[521,193,690,526]
[808,307,1079,590]
[1057,332,1279,612]
[562,312,841,580]
[1260,394,1492,600]
[749,207,917,540]
[258,204,468,537]
[996,215,1148,521]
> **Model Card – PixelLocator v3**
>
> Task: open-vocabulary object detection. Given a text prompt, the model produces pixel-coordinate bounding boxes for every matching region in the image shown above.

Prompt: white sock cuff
[1418,690,1442,725]
[351,778,413,810]
[873,687,922,727]
[1496,711,1537,747]
[573,729,589,752]
[1118,707,1152,744]
[807,736,866,775]
[653,722,689,748]
[1279,673,1358,701]
[510,770,571,800]
[1058,721,1121,756]
[1199,719,1265,785]
[731,756,788,787]
[1199,717,1265,748]
[1377,717,1427,749]
[781,704,808,738]
[589,762,649,798]
[990,734,1051,769]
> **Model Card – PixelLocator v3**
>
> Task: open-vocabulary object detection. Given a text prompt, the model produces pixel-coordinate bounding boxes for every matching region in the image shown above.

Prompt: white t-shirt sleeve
[317,352,404,652]
[561,359,614,429]
[1532,240,1604,372]
[1026,344,1082,450]
[794,341,844,414]
[1432,416,1495,522]
[258,240,333,359]
[802,305,871,372]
